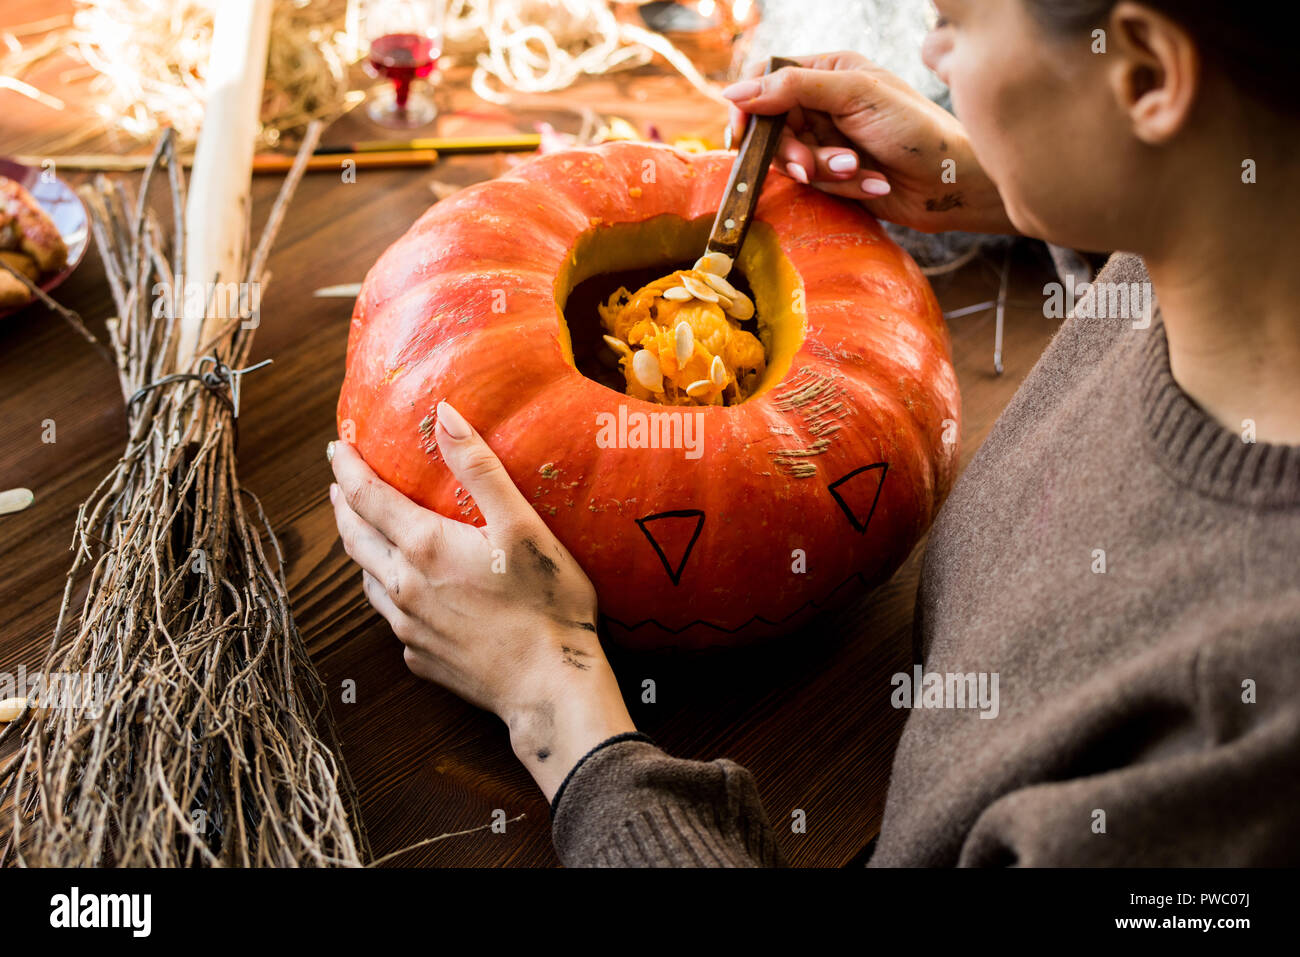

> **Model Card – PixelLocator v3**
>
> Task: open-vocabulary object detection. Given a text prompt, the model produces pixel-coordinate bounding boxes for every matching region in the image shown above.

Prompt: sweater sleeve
[550,739,787,867]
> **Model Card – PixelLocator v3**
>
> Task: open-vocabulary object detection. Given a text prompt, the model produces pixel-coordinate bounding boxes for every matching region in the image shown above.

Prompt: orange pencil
[250,149,440,173]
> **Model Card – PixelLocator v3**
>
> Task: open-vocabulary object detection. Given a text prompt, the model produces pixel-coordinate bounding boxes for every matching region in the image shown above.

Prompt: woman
[327,0,1300,866]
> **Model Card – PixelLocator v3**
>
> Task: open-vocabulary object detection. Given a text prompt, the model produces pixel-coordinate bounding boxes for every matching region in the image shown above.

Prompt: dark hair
[1023,1,1297,117]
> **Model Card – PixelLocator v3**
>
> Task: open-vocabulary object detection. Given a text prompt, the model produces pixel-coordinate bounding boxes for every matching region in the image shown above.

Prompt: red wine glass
[361,0,445,129]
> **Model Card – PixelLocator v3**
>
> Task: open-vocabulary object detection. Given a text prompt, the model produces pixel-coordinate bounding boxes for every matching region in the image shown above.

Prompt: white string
[442,0,727,105]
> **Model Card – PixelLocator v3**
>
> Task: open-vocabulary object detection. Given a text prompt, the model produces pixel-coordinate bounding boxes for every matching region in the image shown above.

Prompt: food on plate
[0,176,69,308]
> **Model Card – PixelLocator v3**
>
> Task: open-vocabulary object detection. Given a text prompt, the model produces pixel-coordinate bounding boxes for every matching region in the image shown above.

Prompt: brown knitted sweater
[550,252,1300,867]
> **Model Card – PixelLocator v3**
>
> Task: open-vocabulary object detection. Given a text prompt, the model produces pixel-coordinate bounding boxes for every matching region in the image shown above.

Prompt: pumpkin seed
[602,334,632,357]
[698,271,741,301]
[633,349,664,392]
[723,291,755,320]
[674,321,694,364]
[710,355,727,387]
[685,379,713,397]
[662,285,693,301]
[681,275,719,302]
[0,488,34,516]
[694,251,732,276]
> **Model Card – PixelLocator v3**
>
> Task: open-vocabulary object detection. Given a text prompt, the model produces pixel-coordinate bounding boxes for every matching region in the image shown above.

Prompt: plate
[0,157,90,320]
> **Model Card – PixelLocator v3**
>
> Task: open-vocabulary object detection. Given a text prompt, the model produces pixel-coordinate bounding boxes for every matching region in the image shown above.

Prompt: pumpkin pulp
[555,213,806,406]
[598,266,764,406]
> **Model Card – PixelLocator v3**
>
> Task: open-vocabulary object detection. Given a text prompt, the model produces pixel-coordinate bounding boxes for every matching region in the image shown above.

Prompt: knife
[704,56,800,274]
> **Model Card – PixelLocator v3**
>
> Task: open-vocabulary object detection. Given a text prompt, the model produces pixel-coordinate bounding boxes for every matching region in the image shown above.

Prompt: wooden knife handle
[706,56,801,265]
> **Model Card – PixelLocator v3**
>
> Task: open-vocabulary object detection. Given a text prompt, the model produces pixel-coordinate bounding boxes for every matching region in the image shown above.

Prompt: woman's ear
[1105,1,1200,144]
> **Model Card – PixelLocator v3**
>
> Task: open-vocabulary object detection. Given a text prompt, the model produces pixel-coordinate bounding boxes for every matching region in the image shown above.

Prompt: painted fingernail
[827,153,857,173]
[721,79,761,100]
[861,177,892,197]
[436,400,471,439]
[326,440,336,462]
[329,483,338,503]
[786,161,809,184]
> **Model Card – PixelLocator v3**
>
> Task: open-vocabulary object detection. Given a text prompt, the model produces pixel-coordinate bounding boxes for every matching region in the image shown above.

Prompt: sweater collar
[1136,312,1300,508]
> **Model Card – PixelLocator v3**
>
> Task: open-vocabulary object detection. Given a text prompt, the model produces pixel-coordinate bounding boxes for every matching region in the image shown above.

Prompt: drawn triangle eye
[635,509,705,585]
[828,463,888,534]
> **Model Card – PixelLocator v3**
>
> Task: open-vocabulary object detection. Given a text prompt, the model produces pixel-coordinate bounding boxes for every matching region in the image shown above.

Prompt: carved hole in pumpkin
[555,213,806,405]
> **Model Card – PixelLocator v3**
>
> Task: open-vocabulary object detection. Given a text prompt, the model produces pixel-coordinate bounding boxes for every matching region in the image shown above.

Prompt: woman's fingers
[722,63,888,121]
[813,172,893,200]
[726,51,873,145]
[732,50,875,94]
[814,147,861,179]
[725,55,779,144]
[732,57,880,185]
[777,130,857,182]
[361,568,412,636]
[776,129,889,196]
[329,438,485,613]
[434,401,536,533]
[728,98,806,152]
[361,570,456,688]
[330,440,432,553]
[331,482,438,625]
[776,130,818,183]
[330,482,398,576]
[726,101,744,146]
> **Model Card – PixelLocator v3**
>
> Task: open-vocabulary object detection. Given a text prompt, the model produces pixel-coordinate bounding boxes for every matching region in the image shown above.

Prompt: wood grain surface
[0,1,1062,867]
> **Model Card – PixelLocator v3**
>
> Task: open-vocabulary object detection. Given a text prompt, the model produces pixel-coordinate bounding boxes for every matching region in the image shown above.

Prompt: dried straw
[0,125,370,867]
[0,0,360,151]
[1,0,723,155]
[443,0,726,105]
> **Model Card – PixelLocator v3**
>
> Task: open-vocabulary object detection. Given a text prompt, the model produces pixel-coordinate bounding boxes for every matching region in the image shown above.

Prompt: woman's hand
[328,401,636,801]
[724,51,1016,235]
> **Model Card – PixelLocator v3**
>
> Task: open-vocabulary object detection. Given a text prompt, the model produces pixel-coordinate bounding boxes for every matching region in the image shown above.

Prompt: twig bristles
[0,124,370,867]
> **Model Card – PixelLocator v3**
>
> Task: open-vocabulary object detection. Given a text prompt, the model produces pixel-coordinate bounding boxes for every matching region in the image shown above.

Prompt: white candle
[178,0,273,369]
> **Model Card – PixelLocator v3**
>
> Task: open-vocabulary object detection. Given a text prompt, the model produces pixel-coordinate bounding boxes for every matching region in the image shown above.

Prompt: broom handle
[177,0,273,370]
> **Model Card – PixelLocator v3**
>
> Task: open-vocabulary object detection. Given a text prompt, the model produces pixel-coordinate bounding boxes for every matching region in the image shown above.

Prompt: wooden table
[0,9,1061,866]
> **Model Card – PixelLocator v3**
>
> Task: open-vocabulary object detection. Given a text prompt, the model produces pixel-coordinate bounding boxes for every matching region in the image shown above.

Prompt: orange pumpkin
[338,142,960,649]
